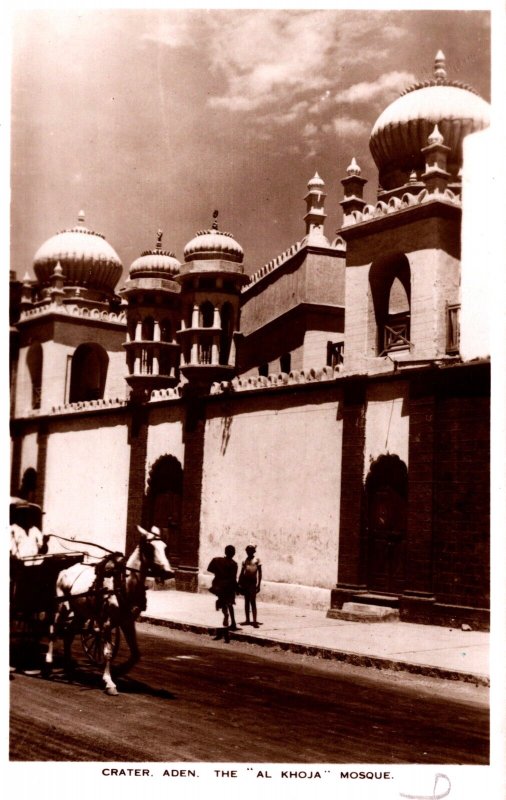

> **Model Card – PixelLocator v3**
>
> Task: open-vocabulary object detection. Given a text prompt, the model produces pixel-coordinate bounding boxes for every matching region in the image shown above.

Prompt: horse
[45,526,174,695]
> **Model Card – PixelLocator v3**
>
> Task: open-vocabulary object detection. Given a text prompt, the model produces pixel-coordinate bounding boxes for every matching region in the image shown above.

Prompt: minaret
[303,173,329,245]
[340,158,367,226]
[421,124,451,194]
[121,230,182,400]
[177,211,249,390]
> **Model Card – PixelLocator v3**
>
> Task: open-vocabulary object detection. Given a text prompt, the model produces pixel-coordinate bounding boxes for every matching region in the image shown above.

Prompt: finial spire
[212,209,219,230]
[428,124,444,146]
[156,229,163,249]
[434,50,447,81]
[347,157,361,176]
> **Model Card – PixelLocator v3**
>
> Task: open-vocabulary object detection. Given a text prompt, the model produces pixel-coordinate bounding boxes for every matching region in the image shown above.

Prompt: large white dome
[369,53,490,190]
[33,213,122,293]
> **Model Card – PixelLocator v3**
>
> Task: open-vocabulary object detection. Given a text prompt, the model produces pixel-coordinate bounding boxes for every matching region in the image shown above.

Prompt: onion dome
[129,230,181,278]
[33,212,122,292]
[307,171,325,189]
[369,51,490,190]
[183,210,244,263]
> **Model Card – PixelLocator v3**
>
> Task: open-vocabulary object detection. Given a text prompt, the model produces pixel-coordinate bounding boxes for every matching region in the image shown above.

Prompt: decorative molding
[342,186,461,228]
[19,301,127,325]
[51,397,127,414]
[148,386,183,402]
[210,365,339,395]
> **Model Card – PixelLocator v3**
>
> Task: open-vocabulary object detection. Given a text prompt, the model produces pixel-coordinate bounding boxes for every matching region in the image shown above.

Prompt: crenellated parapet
[19,301,127,325]
[244,242,302,291]
[148,385,183,402]
[210,365,339,395]
[49,397,128,415]
[342,185,461,229]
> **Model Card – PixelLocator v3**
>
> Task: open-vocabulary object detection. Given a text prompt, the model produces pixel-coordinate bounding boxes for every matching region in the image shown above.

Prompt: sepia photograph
[6,3,504,797]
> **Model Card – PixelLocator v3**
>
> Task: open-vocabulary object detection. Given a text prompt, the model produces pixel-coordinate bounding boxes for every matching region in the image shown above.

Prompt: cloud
[333,117,369,138]
[141,11,202,49]
[141,10,412,128]
[335,71,416,105]
[203,12,412,124]
[302,123,318,138]
[206,11,341,112]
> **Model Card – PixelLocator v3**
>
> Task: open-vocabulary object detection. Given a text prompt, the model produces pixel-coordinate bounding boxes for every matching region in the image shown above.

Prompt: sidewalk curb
[139,615,489,687]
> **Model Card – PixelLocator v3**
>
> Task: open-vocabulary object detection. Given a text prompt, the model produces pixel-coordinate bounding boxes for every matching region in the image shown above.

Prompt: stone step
[352,593,400,608]
[327,602,400,623]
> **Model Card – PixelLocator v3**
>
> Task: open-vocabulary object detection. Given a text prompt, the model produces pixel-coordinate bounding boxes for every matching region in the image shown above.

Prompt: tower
[13,212,125,416]
[339,51,490,374]
[177,212,249,390]
[121,230,182,400]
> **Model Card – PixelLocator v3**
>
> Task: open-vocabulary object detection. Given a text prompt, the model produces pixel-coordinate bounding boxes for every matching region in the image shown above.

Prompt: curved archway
[199,301,214,328]
[144,455,183,567]
[369,254,411,355]
[142,316,154,341]
[365,454,408,595]
[69,343,109,403]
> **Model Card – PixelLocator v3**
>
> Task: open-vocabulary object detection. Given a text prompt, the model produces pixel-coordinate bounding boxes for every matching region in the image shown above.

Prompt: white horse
[45,526,174,695]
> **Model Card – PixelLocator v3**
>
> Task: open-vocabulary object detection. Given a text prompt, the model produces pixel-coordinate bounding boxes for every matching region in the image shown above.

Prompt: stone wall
[43,410,130,556]
[199,386,343,608]
[432,365,490,614]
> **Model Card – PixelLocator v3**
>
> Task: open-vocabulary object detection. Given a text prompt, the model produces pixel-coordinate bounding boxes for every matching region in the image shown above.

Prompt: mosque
[10,52,491,628]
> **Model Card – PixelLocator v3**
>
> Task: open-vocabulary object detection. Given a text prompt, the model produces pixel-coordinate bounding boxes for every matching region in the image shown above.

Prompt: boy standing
[239,544,262,628]
[207,544,239,642]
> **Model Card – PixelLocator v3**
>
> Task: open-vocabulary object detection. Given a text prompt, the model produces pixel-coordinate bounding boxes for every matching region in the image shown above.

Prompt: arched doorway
[365,454,407,595]
[144,455,183,568]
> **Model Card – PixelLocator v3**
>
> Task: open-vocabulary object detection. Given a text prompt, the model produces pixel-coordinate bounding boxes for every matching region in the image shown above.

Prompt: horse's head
[138,529,175,580]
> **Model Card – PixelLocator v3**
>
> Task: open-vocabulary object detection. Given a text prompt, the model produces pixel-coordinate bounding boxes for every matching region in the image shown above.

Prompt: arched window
[69,343,109,403]
[370,254,411,355]
[127,317,138,342]
[142,316,154,341]
[219,302,234,365]
[280,353,291,373]
[199,302,214,328]
[26,343,43,409]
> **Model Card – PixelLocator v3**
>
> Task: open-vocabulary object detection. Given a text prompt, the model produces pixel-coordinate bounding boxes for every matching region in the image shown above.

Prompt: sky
[9,8,491,285]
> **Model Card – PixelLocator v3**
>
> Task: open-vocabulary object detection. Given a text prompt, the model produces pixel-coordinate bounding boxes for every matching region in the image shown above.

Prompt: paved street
[10,623,489,763]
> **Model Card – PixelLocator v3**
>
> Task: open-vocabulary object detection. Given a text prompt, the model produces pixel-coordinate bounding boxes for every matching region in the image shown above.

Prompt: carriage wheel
[80,618,121,667]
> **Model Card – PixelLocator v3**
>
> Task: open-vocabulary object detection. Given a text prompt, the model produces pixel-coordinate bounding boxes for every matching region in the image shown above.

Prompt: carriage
[10,499,173,694]
[10,549,122,673]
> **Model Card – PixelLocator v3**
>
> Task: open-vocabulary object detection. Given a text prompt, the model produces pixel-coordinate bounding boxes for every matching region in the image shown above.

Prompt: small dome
[369,52,490,190]
[129,231,181,278]
[307,171,325,189]
[184,212,243,264]
[33,212,122,292]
